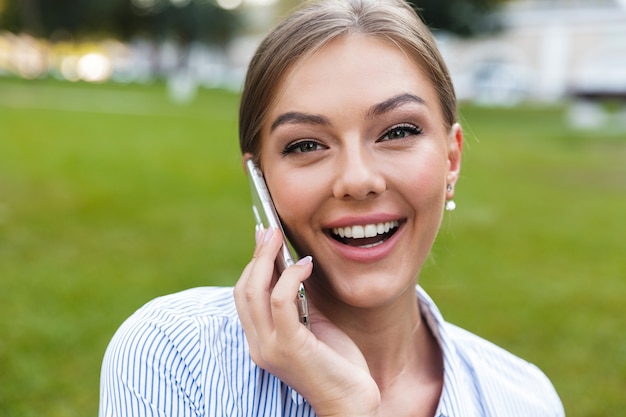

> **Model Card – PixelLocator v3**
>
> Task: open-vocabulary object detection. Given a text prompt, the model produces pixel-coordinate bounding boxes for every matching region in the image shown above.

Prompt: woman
[100,1,565,416]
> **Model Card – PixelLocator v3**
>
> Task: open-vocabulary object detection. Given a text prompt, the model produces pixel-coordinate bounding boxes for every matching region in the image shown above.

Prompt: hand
[234,228,382,417]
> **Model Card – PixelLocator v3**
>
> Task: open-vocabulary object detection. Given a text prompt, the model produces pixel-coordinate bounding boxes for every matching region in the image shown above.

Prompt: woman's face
[256,34,462,309]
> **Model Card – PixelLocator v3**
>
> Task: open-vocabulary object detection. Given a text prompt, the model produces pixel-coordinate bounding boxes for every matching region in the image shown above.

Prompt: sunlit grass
[425,105,626,417]
[1,78,624,416]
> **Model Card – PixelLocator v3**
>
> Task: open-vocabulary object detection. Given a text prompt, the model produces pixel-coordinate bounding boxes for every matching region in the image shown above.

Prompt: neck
[309,283,435,389]
[361,314,424,390]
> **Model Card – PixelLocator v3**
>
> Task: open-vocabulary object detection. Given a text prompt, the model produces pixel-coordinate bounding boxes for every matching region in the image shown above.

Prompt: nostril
[332,173,387,201]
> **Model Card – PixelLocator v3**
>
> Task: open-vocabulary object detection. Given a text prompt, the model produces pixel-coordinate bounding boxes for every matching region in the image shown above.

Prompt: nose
[332,145,386,201]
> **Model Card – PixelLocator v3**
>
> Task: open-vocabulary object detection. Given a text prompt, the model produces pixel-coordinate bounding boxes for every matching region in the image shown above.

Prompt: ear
[446,123,463,200]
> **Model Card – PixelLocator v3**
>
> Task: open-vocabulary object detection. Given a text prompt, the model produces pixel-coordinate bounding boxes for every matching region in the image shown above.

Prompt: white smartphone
[245,158,311,330]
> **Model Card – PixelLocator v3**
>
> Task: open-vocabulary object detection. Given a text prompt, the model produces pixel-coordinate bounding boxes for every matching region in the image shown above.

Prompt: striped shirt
[99,286,565,417]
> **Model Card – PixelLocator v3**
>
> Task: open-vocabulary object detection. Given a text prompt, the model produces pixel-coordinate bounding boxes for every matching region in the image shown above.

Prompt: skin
[235,34,463,417]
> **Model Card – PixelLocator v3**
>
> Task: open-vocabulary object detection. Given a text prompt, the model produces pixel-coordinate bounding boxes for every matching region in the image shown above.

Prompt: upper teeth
[332,221,399,239]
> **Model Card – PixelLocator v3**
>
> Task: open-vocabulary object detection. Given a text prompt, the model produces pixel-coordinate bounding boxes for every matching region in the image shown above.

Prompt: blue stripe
[100,286,564,417]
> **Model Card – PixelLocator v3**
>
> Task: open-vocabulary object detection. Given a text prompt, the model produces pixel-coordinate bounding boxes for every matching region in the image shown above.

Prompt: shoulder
[100,287,243,415]
[105,286,239,354]
[133,286,238,319]
[444,323,565,416]
[103,286,240,364]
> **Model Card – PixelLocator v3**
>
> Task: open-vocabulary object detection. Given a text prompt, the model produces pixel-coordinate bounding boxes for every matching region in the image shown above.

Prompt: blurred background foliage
[0,0,241,43]
[2,77,625,417]
[1,0,625,417]
[0,0,505,42]
[0,0,511,89]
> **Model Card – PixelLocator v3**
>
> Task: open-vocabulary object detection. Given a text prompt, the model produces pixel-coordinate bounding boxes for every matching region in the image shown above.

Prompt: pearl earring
[445,184,456,211]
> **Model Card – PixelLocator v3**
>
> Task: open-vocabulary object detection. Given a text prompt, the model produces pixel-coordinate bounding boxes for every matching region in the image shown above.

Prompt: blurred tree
[0,0,240,45]
[410,0,507,36]
[0,0,506,42]
[136,1,240,45]
[276,0,508,36]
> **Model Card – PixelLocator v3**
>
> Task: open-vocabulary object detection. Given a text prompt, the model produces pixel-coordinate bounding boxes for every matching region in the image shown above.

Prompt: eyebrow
[269,93,427,133]
[366,93,427,118]
[270,112,331,132]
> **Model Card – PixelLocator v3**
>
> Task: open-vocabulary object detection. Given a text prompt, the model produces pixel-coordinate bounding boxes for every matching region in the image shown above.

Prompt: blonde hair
[239,0,456,158]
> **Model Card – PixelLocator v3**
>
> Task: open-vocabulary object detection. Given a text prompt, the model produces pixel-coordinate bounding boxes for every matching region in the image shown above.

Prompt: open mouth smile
[329,220,400,249]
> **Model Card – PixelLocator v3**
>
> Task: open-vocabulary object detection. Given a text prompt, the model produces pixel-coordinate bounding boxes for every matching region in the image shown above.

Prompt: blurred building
[1,0,625,112]
[440,0,626,106]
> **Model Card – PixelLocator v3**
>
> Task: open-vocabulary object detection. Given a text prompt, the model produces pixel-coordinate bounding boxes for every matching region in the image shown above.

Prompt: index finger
[242,228,284,338]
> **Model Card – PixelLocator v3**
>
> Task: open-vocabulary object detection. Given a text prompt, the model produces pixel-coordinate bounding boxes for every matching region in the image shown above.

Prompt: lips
[330,220,400,248]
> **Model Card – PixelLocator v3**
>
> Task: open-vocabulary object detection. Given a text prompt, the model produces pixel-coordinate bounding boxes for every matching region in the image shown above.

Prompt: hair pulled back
[239,0,456,159]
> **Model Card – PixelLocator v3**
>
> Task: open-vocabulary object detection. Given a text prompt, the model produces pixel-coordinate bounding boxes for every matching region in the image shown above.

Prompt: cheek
[269,179,328,257]
[395,152,447,200]
[267,173,324,232]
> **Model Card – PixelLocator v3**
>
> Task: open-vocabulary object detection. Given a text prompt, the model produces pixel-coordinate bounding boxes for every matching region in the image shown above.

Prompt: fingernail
[263,227,276,243]
[296,256,312,265]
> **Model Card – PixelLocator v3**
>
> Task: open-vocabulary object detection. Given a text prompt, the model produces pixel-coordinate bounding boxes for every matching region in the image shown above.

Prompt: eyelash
[281,140,324,156]
[281,123,423,156]
[379,123,423,141]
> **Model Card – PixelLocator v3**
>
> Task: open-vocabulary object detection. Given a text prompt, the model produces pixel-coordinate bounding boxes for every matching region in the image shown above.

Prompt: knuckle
[260,346,283,364]
[269,292,290,310]
[244,287,258,303]
[273,343,297,362]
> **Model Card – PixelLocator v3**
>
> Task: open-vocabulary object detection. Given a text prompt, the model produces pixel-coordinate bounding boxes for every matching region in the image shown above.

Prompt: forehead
[267,34,441,120]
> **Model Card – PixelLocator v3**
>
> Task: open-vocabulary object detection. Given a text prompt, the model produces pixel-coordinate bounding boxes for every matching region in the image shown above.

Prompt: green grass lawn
[1,77,624,416]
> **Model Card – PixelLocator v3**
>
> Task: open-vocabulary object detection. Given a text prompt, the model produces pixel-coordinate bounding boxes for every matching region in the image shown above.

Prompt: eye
[282,140,326,155]
[380,124,423,142]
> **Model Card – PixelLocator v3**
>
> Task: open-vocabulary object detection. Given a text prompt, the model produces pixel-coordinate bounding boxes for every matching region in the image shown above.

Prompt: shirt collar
[417,286,483,417]
[286,286,483,416]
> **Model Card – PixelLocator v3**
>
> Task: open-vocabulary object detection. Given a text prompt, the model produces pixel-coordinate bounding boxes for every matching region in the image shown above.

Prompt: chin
[310,264,418,310]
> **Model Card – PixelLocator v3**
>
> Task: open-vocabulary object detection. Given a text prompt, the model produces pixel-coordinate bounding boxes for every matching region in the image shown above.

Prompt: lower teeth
[359,240,385,249]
